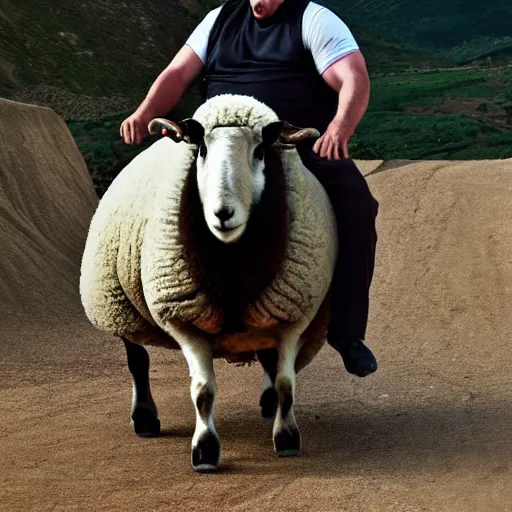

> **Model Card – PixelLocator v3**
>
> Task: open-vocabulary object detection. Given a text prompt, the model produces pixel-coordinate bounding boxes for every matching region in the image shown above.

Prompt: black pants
[296,142,379,341]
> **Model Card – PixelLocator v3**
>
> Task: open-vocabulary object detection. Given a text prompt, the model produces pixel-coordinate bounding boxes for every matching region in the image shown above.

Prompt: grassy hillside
[352,28,444,74]
[0,0,219,107]
[71,67,512,197]
[3,0,510,105]
[1,0,435,119]
[351,68,512,160]
[3,0,511,197]
[326,0,512,65]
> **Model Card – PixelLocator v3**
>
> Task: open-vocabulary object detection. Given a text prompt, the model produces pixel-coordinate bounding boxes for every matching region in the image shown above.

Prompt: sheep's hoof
[192,431,221,472]
[273,427,301,457]
[132,408,161,438]
[259,388,278,420]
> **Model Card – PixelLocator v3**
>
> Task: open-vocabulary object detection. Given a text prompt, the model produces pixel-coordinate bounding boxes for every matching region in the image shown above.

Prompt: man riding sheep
[120,0,379,378]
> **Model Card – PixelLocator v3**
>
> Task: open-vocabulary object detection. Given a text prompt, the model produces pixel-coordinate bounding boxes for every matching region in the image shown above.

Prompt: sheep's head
[148,95,319,244]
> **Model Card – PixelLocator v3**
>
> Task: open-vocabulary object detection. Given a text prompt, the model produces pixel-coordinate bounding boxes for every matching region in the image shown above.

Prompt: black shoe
[329,338,377,377]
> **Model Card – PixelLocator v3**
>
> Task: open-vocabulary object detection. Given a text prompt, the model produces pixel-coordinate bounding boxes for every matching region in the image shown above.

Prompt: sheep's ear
[262,121,284,147]
[179,118,205,146]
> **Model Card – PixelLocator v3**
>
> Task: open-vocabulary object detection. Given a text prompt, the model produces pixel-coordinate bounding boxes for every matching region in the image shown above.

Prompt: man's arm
[313,50,371,160]
[120,45,204,144]
[120,6,221,144]
[140,2,222,117]
[302,4,370,159]
[139,46,204,120]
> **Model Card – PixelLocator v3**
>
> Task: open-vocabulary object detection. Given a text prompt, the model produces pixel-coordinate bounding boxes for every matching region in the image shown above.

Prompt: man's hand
[119,45,204,145]
[315,50,371,161]
[313,117,353,160]
[120,111,151,145]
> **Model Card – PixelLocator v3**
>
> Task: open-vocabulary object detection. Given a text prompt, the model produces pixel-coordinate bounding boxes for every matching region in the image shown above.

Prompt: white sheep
[80,94,338,472]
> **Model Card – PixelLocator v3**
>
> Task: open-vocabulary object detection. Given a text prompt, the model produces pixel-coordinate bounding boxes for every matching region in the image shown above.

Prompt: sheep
[79,94,338,472]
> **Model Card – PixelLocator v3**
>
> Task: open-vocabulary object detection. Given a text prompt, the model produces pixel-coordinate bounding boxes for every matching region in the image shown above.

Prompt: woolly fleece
[192,94,280,134]
[80,95,337,357]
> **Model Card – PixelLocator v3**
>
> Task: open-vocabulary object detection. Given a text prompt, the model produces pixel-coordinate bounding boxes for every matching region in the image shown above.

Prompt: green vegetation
[67,88,204,197]
[352,112,512,160]
[67,112,152,196]
[351,68,512,160]
[3,0,512,194]
[69,68,512,196]
[0,0,220,99]
[352,28,444,75]
[326,0,512,65]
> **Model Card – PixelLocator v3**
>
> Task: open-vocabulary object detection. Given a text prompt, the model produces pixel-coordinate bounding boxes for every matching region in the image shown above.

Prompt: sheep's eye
[199,142,207,158]
[253,145,264,160]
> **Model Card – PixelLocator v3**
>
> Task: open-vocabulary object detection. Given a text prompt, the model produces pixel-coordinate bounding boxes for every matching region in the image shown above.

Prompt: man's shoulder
[301,1,359,73]
[302,1,353,40]
[304,1,343,23]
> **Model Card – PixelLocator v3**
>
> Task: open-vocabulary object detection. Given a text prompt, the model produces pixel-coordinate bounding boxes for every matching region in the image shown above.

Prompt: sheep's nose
[215,207,234,222]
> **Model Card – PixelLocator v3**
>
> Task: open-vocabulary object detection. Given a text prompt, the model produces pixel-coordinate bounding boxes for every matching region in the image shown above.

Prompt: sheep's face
[196,122,283,244]
[147,111,318,243]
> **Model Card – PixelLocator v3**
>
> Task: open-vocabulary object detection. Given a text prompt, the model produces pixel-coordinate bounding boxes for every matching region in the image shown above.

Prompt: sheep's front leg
[180,336,220,472]
[122,337,160,437]
[257,348,278,420]
[273,333,301,456]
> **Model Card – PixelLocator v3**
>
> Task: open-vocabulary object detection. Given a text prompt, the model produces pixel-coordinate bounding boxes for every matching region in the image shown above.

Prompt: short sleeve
[303,3,360,75]
[185,6,222,63]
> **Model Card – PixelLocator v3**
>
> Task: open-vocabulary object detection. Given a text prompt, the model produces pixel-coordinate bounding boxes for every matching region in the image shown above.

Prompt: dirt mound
[0,100,511,511]
[0,98,98,323]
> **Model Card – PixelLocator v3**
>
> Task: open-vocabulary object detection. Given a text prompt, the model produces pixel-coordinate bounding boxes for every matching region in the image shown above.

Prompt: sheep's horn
[278,122,320,144]
[148,118,184,142]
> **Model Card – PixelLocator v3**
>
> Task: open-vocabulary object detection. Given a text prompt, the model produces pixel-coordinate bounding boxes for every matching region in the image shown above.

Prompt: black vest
[202,0,339,133]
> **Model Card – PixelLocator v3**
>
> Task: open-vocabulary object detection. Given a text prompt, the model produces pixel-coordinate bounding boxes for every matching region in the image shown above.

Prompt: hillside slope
[1,0,435,112]
[327,0,512,64]
[2,0,509,106]
[0,0,219,100]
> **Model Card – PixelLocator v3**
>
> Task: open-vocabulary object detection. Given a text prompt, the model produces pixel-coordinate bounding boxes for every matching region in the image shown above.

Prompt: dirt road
[1,99,511,511]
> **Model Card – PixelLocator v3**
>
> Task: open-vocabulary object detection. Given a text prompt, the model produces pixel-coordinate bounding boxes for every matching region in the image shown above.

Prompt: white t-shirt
[185,2,359,75]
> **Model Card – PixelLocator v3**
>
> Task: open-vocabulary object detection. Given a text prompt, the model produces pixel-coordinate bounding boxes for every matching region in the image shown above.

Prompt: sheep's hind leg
[122,337,160,437]
[256,348,278,420]
[179,335,220,472]
[272,333,301,457]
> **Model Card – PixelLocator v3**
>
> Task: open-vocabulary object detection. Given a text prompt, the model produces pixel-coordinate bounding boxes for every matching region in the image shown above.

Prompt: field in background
[3,0,511,195]
[0,0,220,100]
[69,67,512,196]
[352,68,512,160]
[331,0,512,65]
